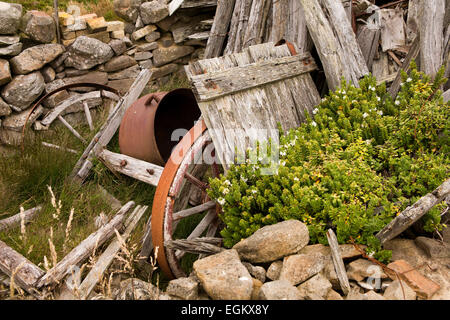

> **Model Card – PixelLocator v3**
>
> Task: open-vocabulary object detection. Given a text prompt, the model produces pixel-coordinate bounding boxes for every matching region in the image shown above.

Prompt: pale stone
[242,262,266,283]
[346,259,387,282]
[86,17,107,33]
[0,58,11,86]
[20,10,56,43]
[384,280,417,300]
[113,0,142,23]
[149,63,178,80]
[166,277,198,300]
[193,249,253,300]
[1,72,45,111]
[104,55,137,72]
[9,44,65,75]
[111,30,125,39]
[134,51,152,61]
[279,252,325,285]
[0,43,22,56]
[2,105,43,131]
[0,2,22,35]
[259,280,301,300]
[233,220,310,263]
[107,64,140,80]
[140,1,169,24]
[132,25,157,41]
[145,31,161,43]
[0,96,11,116]
[0,35,20,46]
[64,36,114,70]
[117,278,159,300]
[106,21,125,32]
[297,273,332,300]
[266,260,283,281]
[41,66,56,83]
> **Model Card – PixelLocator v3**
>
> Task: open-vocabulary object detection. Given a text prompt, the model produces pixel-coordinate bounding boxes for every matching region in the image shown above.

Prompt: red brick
[386,260,440,299]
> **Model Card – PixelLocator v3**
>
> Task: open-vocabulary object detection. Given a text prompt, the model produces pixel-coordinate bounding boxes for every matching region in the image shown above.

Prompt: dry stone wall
[0,0,215,147]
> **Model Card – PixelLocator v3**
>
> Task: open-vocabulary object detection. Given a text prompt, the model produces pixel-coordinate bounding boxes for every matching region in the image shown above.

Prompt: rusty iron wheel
[151,119,223,279]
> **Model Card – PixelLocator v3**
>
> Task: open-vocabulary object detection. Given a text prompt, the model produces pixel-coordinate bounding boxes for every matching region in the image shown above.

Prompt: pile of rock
[112,220,450,301]
[0,0,215,147]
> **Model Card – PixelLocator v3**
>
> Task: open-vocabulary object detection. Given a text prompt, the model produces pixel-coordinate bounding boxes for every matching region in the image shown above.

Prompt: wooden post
[326,229,350,296]
[54,0,61,44]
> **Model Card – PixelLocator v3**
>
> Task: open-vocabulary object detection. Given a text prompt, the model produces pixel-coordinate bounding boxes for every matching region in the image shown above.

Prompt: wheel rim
[151,120,222,279]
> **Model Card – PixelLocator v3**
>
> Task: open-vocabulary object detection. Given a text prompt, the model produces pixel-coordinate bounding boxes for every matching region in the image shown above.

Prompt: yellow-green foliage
[208,63,449,263]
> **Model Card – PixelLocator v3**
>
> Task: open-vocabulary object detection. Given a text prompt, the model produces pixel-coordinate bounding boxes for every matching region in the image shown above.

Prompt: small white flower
[363,112,369,118]
[311,121,317,127]
[280,160,286,166]
[342,90,346,95]
[395,100,400,105]
[222,187,229,195]
[365,139,372,145]
[280,151,286,157]
[223,179,231,186]
[406,77,412,82]
[218,198,225,206]
[241,177,248,183]
[343,95,347,100]
[377,110,383,116]
[294,177,299,182]
[376,96,381,102]
[368,85,375,91]
[312,108,319,115]
[251,189,258,195]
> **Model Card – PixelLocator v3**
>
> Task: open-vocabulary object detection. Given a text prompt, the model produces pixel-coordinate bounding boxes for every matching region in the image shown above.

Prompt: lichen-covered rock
[384,280,416,300]
[113,0,142,23]
[64,36,114,70]
[0,35,20,46]
[166,277,199,300]
[2,105,43,132]
[140,1,169,24]
[132,25,157,41]
[109,39,127,56]
[297,273,332,300]
[20,10,56,43]
[0,43,22,56]
[279,252,325,285]
[266,260,283,281]
[9,44,65,75]
[346,258,387,282]
[1,72,45,111]
[233,220,310,263]
[258,280,301,300]
[414,236,450,259]
[117,278,160,300]
[0,2,22,35]
[107,64,140,80]
[104,55,137,72]
[152,44,194,67]
[0,59,11,86]
[193,249,253,300]
[242,262,266,283]
[0,96,11,116]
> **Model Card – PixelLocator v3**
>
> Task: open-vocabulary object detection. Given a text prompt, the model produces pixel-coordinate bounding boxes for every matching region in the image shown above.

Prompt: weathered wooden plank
[270,0,288,43]
[242,0,271,48]
[70,69,152,184]
[42,142,78,154]
[379,8,406,52]
[299,0,368,90]
[77,205,147,300]
[418,0,445,78]
[173,200,216,221]
[0,240,45,296]
[165,237,223,256]
[83,101,94,132]
[139,215,153,262]
[98,149,163,187]
[190,53,317,101]
[187,31,210,41]
[204,0,236,58]
[41,91,101,126]
[327,229,350,296]
[230,0,252,54]
[376,178,450,245]
[388,35,420,99]
[36,201,135,288]
[0,206,42,232]
[443,89,450,103]
[285,0,311,53]
[357,24,381,72]
[406,0,420,43]
[223,0,244,55]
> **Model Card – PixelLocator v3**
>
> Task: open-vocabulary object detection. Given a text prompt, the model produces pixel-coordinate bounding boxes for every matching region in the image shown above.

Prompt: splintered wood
[186,42,320,169]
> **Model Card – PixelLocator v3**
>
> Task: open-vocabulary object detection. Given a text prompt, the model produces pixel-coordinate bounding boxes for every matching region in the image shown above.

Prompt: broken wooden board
[327,229,350,296]
[299,0,369,90]
[70,69,152,185]
[77,205,148,300]
[36,201,135,288]
[376,178,450,245]
[379,8,406,52]
[169,0,217,15]
[0,240,44,297]
[98,149,163,187]
[357,24,381,72]
[186,42,320,169]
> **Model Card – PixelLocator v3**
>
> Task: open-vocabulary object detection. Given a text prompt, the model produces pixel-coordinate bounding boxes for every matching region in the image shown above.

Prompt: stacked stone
[0,0,215,147]
[111,0,214,84]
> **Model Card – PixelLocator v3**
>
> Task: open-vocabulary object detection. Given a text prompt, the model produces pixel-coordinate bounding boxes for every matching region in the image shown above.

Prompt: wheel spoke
[175,209,217,259]
[184,171,209,190]
[172,200,216,221]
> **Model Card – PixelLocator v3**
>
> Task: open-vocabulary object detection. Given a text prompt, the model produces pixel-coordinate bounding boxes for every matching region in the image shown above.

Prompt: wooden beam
[98,149,163,187]
[173,200,217,221]
[0,206,42,232]
[36,201,135,288]
[0,240,45,296]
[190,53,318,101]
[70,69,152,185]
[77,205,148,299]
[57,115,87,144]
[376,178,450,245]
[204,0,236,59]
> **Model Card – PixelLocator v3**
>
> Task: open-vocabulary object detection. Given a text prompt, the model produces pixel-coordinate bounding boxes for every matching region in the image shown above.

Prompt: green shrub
[208,63,449,262]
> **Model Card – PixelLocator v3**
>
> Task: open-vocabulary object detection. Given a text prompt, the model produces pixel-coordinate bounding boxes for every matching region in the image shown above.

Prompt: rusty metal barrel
[118,88,201,166]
